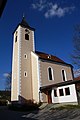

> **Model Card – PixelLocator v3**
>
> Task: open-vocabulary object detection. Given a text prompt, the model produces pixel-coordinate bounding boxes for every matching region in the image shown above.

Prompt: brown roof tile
[74,76,80,90]
[74,76,80,80]
[35,51,66,64]
[40,79,80,91]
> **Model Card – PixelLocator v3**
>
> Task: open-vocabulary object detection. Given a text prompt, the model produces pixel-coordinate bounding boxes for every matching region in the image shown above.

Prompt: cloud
[45,4,75,18]
[32,1,75,18]
[3,73,10,78]
[32,0,46,11]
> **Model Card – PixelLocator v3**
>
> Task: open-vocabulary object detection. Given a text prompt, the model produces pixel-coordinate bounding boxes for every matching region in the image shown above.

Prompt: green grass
[51,105,80,110]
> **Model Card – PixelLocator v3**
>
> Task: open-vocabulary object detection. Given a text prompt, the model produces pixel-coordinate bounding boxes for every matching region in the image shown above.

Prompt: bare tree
[74,69,80,77]
[5,72,12,91]
[72,24,80,68]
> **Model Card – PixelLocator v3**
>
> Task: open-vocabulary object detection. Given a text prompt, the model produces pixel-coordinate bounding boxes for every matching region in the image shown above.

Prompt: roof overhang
[13,23,35,35]
[39,57,73,68]
[0,0,7,17]
[40,79,80,92]
[35,51,73,68]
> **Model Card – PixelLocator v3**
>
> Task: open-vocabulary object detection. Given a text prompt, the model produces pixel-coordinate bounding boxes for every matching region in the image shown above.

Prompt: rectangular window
[15,36,17,42]
[25,34,29,40]
[54,89,57,97]
[65,87,70,95]
[59,89,64,96]
[15,31,17,42]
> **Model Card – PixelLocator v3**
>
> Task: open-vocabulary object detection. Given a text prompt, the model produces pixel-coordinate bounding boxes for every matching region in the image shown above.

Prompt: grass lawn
[51,104,80,110]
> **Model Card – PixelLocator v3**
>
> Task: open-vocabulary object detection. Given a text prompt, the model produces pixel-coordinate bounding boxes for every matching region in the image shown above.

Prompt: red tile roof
[74,76,80,80]
[74,76,80,90]
[40,79,80,91]
[35,51,67,64]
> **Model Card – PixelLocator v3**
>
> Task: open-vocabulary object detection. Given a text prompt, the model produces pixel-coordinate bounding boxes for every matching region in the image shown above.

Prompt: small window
[54,89,57,97]
[62,70,67,81]
[65,87,70,95]
[15,31,17,42]
[59,89,64,96]
[24,54,27,59]
[15,36,17,42]
[48,67,54,80]
[25,34,29,40]
[25,29,30,34]
[24,71,27,77]
[48,55,51,59]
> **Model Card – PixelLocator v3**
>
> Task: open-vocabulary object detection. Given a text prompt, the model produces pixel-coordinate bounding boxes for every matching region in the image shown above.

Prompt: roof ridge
[35,51,55,56]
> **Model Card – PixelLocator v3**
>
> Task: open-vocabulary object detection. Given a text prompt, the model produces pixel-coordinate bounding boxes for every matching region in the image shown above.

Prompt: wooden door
[48,90,52,103]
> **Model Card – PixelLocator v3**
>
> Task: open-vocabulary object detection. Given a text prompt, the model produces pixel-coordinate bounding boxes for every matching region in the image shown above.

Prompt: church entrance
[47,90,52,103]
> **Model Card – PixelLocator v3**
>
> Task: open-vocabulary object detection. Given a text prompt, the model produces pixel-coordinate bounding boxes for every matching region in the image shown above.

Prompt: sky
[0,0,80,90]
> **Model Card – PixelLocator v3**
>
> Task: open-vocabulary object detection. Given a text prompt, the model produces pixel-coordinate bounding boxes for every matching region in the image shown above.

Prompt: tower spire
[23,13,25,19]
[19,15,35,31]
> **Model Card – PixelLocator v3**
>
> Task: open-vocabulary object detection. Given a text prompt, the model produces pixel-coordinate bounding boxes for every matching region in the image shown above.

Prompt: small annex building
[11,17,79,104]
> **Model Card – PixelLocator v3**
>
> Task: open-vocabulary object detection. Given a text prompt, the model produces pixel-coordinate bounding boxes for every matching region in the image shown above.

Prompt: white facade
[11,26,22,101]
[52,84,78,104]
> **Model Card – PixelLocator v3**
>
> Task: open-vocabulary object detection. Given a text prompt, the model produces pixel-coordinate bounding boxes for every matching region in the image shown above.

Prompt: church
[11,17,78,104]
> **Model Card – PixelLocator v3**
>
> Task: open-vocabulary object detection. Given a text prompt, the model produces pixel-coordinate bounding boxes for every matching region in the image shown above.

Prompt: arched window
[48,67,54,80]
[24,54,27,59]
[61,69,67,81]
[24,71,27,77]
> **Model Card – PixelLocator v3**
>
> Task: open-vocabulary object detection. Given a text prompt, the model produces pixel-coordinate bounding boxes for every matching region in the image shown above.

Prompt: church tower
[11,16,77,105]
[11,17,35,103]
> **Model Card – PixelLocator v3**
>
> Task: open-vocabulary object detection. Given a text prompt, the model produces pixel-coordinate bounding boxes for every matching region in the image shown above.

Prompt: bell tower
[11,17,35,103]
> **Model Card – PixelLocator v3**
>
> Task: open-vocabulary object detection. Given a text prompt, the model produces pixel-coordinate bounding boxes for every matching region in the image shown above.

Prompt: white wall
[31,52,39,103]
[52,84,78,104]
[11,26,21,101]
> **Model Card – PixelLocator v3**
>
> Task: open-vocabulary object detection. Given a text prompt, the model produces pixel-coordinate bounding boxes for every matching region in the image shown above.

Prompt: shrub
[0,99,7,106]
[8,102,40,111]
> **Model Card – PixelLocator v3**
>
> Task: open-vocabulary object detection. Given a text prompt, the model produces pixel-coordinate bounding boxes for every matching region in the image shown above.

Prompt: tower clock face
[25,29,30,34]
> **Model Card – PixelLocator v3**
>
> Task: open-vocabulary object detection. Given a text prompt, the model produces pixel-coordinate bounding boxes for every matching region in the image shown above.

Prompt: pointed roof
[20,16,29,27]
[0,0,7,17]
[19,16,35,31]
[13,17,35,33]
